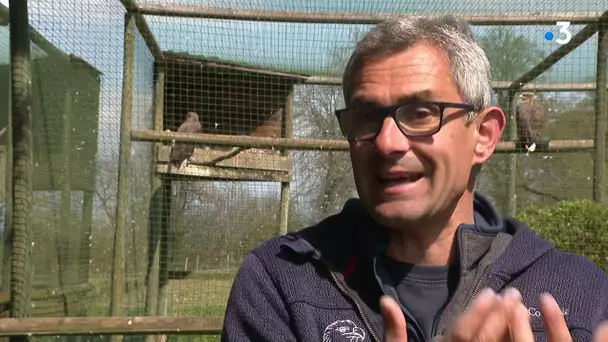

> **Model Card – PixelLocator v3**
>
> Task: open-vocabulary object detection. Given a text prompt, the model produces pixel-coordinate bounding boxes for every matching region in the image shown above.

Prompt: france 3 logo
[544,21,572,45]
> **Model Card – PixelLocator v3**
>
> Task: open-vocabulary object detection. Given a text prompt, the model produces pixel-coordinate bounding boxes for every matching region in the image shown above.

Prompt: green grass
[168,335,221,342]
[50,272,235,341]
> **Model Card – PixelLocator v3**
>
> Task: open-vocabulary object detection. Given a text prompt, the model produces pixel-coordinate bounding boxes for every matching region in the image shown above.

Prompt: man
[221,15,608,341]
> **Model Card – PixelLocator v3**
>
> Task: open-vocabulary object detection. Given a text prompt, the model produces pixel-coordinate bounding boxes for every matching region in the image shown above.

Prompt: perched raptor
[516,92,548,154]
[169,111,202,170]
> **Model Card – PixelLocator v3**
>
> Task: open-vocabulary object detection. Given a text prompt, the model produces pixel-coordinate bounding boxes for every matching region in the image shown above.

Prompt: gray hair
[342,15,493,121]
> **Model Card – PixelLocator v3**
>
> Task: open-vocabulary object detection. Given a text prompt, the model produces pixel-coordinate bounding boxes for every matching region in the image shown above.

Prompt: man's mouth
[377,172,424,185]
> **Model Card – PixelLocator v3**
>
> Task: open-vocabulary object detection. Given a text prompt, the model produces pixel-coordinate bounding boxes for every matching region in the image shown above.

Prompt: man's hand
[538,293,608,342]
[539,293,571,341]
[381,295,407,341]
[382,288,524,341]
[595,322,608,342]
[381,289,608,342]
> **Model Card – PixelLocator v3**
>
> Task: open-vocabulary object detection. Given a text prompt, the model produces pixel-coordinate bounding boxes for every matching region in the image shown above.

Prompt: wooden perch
[156,146,289,171]
[201,147,250,166]
[155,146,291,182]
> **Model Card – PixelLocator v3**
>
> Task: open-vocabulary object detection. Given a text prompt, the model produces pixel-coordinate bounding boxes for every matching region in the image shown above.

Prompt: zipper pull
[431,335,446,342]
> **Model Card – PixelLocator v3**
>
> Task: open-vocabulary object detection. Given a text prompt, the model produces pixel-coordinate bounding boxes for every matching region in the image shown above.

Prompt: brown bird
[169,111,202,170]
[516,92,548,154]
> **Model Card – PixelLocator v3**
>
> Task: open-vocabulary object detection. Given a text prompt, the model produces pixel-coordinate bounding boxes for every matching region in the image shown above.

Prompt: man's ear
[473,106,506,165]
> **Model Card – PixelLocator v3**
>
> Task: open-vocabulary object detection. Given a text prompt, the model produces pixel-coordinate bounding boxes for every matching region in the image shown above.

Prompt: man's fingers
[381,295,407,342]
[539,293,572,342]
[472,289,523,342]
[593,321,608,342]
[508,302,535,342]
[448,288,501,340]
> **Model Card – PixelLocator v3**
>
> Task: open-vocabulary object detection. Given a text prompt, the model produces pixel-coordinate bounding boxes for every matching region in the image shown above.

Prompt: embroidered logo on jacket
[528,306,569,317]
[323,320,366,342]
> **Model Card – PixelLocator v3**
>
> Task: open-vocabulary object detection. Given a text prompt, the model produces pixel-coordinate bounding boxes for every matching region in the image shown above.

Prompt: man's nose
[373,117,411,157]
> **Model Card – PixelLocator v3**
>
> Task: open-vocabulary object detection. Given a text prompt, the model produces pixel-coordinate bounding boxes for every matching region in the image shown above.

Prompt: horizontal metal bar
[304,77,603,91]
[0,317,223,336]
[136,4,605,25]
[133,130,350,151]
[492,82,601,92]
[493,139,594,153]
[132,130,594,153]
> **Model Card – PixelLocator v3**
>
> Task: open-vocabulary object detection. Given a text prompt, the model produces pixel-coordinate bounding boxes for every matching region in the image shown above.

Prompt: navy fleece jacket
[222,194,608,341]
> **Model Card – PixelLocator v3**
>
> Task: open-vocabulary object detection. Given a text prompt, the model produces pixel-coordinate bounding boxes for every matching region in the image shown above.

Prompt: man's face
[347,43,487,230]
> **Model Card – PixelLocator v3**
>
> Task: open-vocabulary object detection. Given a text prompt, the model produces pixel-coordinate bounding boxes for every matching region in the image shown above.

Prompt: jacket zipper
[463,266,492,312]
[430,265,492,338]
[318,259,382,342]
[430,296,450,337]
[373,258,424,341]
[396,300,425,341]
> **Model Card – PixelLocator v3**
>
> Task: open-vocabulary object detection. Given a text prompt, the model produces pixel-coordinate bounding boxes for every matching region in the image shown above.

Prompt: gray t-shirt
[377,253,460,341]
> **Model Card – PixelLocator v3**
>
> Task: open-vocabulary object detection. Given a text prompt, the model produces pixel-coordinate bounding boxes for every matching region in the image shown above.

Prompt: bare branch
[518,183,564,202]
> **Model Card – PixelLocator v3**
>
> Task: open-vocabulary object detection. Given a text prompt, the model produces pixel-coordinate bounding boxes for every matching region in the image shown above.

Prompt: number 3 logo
[555,21,572,45]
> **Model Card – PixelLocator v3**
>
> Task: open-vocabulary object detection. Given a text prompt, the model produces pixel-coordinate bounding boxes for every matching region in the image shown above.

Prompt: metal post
[506,91,518,217]
[155,66,171,322]
[593,25,608,202]
[153,68,165,133]
[79,191,93,285]
[279,87,293,235]
[145,66,165,319]
[2,42,13,298]
[57,88,73,316]
[157,178,171,317]
[8,0,33,333]
[110,13,135,321]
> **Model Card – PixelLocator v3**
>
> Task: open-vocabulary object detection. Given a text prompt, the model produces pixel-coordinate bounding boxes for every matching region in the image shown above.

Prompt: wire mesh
[8,0,128,319]
[134,0,606,16]
[0,0,607,340]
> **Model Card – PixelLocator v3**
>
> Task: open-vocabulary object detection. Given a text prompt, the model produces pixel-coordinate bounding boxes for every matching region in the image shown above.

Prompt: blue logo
[545,22,572,45]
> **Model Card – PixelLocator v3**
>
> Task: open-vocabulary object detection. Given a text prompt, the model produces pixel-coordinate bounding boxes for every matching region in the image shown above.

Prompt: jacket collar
[280,193,553,277]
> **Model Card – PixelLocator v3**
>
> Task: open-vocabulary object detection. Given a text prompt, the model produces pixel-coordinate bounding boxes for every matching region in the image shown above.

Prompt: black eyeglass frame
[334,100,478,141]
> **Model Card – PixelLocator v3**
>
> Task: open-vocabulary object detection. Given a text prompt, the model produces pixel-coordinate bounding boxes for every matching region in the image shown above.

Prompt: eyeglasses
[334,100,477,141]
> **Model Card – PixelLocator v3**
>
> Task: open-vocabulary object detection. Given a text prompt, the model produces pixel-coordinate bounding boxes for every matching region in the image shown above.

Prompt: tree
[289,28,366,227]
[478,27,546,83]
[292,84,357,225]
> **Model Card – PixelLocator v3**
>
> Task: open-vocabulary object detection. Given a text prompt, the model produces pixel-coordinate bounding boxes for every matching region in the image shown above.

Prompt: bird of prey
[169,111,202,170]
[322,320,366,342]
[516,92,548,155]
